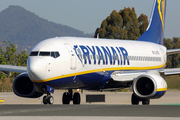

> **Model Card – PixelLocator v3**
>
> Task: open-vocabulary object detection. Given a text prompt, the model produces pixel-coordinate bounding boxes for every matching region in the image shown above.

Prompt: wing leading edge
[167,49,180,55]
[111,68,180,83]
[163,49,180,75]
[0,64,27,73]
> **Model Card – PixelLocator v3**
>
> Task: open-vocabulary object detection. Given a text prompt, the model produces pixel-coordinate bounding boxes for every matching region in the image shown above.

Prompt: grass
[165,75,180,90]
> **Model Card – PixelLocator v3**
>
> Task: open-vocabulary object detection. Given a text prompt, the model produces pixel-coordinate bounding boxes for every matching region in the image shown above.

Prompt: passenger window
[39,52,50,56]
[30,51,38,56]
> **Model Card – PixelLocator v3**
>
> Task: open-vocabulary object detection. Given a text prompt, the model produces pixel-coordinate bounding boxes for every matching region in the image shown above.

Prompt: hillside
[0,5,92,53]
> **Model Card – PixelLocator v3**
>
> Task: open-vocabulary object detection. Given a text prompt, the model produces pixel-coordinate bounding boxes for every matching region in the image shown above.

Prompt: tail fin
[137,0,166,45]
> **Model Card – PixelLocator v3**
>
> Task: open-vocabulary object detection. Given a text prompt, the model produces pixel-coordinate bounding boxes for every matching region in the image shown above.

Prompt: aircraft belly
[44,72,107,89]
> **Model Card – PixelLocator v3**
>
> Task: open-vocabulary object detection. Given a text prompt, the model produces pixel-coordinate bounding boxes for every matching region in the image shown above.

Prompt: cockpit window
[55,52,60,58]
[51,52,55,58]
[51,51,60,58]
[30,51,38,56]
[30,51,60,58]
[39,52,50,56]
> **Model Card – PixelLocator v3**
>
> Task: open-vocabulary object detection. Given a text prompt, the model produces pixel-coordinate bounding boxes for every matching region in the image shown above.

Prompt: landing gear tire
[131,93,139,105]
[62,92,71,104]
[62,90,81,105]
[43,95,54,105]
[142,99,150,105]
[43,96,48,104]
[73,92,80,104]
[47,96,54,104]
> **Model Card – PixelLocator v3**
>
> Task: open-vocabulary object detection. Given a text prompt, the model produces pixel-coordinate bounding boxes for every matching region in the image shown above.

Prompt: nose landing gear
[43,92,54,105]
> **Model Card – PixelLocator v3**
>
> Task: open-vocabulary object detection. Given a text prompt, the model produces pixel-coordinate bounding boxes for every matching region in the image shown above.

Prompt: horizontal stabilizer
[162,68,180,76]
[167,49,180,55]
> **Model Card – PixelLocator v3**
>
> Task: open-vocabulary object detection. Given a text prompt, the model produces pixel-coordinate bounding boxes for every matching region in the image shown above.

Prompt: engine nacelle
[13,72,45,98]
[132,73,167,99]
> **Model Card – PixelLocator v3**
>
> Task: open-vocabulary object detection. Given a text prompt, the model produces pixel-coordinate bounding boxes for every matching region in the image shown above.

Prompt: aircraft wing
[167,49,180,55]
[111,68,180,82]
[164,49,180,75]
[162,68,180,76]
[0,64,27,75]
[110,71,146,82]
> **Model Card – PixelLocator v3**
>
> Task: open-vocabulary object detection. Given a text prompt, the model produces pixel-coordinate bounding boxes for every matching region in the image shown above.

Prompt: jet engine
[13,72,45,98]
[132,73,167,99]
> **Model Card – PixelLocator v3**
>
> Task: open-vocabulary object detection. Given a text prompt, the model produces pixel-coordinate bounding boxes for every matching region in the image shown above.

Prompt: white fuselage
[27,37,166,89]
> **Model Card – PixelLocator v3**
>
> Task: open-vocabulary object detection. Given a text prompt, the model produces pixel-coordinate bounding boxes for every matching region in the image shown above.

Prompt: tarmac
[0,90,179,105]
[0,90,179,120]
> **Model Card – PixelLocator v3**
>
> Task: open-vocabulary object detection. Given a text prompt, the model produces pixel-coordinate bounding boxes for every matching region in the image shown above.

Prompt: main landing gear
[43,92,54,105]
[42,89,80,105]
[62,89,81,105]
[131,93,150,105]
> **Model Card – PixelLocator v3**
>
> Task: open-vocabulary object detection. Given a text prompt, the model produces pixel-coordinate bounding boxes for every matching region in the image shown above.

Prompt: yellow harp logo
[157,0,165,32]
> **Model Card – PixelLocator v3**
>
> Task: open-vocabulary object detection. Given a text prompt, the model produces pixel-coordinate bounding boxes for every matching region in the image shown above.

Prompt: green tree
[4,41,16,65]
[164,37,180,68]
[164,38,173,68]
[15,50,28,66]
[138,14,148,35]
[171,37,180,68]
[94,7,148,40]
[0,41,7,80]
[0,41,29,91]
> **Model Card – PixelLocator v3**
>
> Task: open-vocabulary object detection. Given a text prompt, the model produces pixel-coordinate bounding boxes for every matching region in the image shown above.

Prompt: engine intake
[136,77,154,95]
[13,72,44,98]
[133,73,167,99]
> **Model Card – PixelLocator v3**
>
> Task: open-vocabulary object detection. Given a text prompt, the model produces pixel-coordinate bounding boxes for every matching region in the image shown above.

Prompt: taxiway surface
[0,104,180,117]
[0,90,179,105]
[0,91,179,120]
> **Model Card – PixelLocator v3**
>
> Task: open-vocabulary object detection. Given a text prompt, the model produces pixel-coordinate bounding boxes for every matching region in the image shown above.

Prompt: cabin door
[64,43,77,70]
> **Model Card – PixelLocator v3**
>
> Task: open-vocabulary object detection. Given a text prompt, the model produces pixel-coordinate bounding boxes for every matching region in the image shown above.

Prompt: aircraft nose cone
[27,57,46,80]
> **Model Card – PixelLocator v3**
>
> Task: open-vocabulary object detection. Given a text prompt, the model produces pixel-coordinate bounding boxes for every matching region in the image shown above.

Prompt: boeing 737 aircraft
[0,0,180,105]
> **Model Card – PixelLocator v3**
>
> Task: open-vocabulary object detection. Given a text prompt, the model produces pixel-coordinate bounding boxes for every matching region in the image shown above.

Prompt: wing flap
[111,70,161,82]
[111,71,146,82]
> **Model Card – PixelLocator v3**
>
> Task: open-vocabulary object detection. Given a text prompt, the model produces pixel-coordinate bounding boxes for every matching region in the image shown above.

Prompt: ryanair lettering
[74,45,130,65]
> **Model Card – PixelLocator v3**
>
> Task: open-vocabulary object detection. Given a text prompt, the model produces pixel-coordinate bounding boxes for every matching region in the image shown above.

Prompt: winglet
[137,0,166,45]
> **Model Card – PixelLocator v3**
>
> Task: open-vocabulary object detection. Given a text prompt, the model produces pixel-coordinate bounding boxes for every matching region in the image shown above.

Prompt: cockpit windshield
[30,51,60,58]
[30,51,38,56]
[39,52,50,56]
[51,52,60,58]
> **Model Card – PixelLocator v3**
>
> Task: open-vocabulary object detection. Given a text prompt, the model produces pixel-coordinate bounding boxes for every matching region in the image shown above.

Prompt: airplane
[0,0,180,105]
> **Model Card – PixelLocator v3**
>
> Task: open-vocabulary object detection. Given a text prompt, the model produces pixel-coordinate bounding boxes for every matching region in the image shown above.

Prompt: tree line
[94,7,148,40]
[164,37,180,68]
[94,7,180,68]
[0,41,28,92]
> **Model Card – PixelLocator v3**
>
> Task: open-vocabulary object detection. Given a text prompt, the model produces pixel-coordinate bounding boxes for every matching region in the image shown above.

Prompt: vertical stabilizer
[137,0,166,45]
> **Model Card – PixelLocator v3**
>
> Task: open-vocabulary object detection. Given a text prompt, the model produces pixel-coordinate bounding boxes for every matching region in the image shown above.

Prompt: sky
[0,0,179,39]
